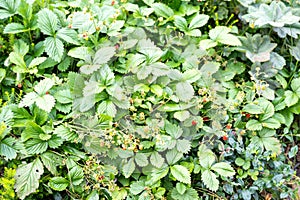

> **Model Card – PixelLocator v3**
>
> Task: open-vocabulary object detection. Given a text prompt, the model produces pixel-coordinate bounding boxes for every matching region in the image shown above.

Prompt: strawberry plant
[0,0,300,199]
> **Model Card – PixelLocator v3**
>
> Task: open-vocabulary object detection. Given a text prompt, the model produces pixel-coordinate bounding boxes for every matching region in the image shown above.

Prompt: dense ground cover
[0,0,300,199]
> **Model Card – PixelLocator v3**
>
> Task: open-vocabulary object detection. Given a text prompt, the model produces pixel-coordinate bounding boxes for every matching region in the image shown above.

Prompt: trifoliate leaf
[15,158,44,200]
[137,39,162,63]
[35,94,55,113]
[21,122,44,142]
[211,162,235,177]
[37,8,58,36]
[201,170,219,192]
[170,165,191,184]
[99,65,115,85]
[250,128,281,154]
[83,80,105,97]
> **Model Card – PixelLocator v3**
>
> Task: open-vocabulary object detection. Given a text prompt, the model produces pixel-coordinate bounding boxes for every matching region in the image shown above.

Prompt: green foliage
[0,167,16,199]
[0,0,299,199]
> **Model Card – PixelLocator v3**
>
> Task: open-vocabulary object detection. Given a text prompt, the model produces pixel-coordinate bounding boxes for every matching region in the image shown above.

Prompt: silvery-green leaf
[19,92,39,108]
[15,158,44,199]
[44,37,64,62]
[35,94,55,113]
[34,78,55,95]
[93,46,115,65]
[37,8,58,36]
[176,82,194,102]
[202,170,219,191]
